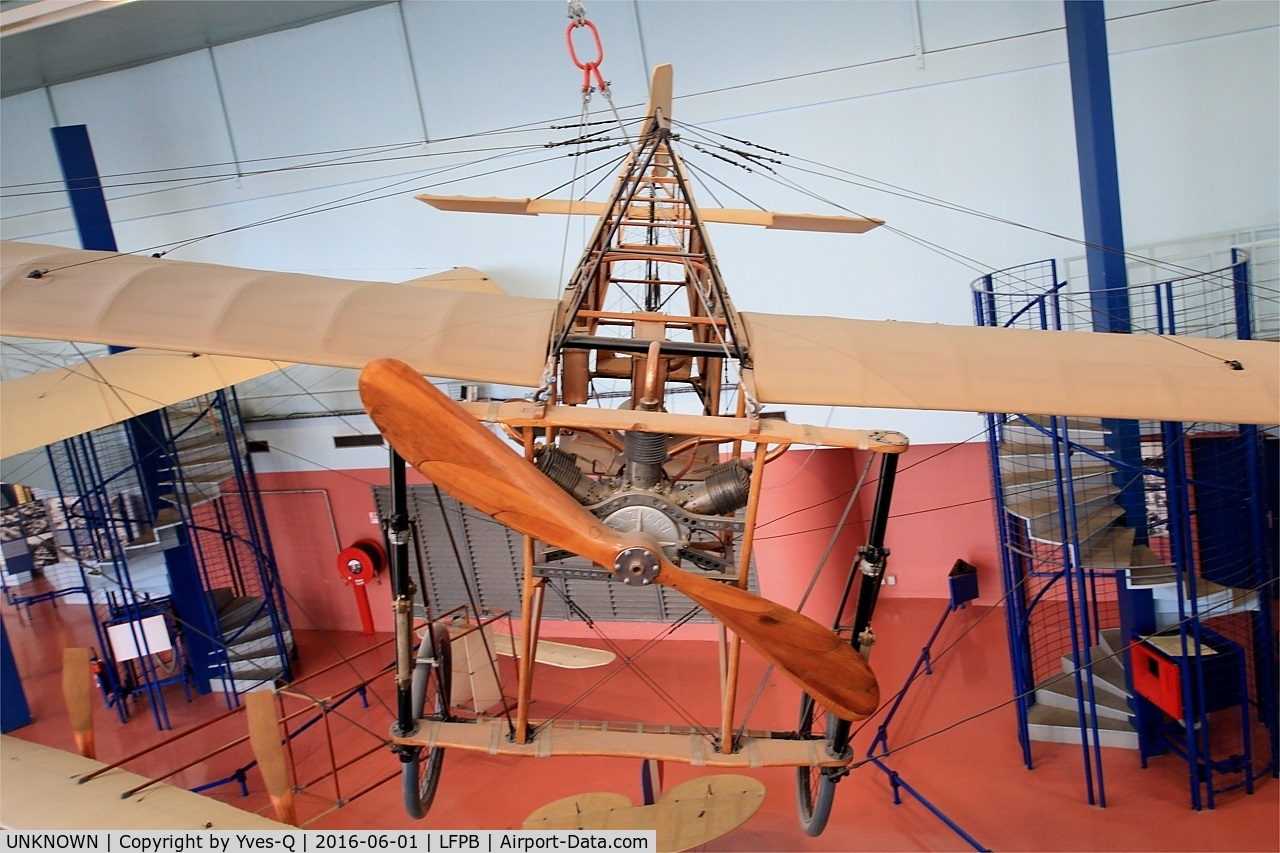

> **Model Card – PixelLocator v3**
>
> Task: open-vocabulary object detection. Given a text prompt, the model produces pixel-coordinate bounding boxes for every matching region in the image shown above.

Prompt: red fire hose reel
[336,539,385,635]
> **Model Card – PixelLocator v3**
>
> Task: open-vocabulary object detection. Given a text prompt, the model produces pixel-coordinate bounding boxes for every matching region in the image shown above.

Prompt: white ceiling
[0,0,392,98]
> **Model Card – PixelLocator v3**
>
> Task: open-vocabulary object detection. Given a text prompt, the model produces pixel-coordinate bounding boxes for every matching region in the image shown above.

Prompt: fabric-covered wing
[0,350,284,459]
[1,241,557,388]
[743,313,1279,426]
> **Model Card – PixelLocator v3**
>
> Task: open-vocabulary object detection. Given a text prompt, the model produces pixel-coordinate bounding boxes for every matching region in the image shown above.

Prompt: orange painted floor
[3,596,1277,851]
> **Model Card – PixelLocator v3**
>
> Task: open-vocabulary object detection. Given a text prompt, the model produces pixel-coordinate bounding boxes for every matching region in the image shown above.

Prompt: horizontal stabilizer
[417,194,883,234]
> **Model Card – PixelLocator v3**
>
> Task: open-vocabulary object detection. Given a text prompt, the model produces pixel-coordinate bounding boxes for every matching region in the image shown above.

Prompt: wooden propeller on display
[62,647,96,759]
[245,690,298,826]
[358,357,879,721]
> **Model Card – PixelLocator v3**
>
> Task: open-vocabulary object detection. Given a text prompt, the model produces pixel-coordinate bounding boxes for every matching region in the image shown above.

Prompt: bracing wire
[7,40,1273,778]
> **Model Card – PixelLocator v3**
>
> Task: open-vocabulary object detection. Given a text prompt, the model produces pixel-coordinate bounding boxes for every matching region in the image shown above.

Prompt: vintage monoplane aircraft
[1,65,1276,835]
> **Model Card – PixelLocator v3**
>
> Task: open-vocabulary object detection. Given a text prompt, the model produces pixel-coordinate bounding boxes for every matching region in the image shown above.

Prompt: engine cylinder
[534,445,609,506]
[623,430,669,490]
[679,459,752,516]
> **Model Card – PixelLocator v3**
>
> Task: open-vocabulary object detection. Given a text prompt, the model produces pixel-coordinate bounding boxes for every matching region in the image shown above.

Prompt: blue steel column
[1064,1,1145,531]
[52,124,219,693]
[1064,3,1130,334]
[0,622,33,732]
[1064,0,1159,775]
[1064,2,1147,522]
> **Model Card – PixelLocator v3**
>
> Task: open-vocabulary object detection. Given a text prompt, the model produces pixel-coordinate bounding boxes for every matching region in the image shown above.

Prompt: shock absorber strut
[387,449,417,737]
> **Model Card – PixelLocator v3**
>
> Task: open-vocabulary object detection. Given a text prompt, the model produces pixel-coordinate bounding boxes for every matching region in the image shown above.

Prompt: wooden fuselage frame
[393,66,906,767]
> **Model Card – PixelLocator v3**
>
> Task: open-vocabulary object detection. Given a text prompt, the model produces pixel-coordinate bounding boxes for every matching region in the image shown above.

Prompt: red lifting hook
[565,18,607,94]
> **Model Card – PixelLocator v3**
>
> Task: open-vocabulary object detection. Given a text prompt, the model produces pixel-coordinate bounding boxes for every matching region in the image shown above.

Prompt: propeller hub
[612,546,660,587]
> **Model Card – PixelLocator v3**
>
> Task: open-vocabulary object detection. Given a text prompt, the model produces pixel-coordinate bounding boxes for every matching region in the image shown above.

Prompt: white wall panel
[0,89,64,223]
[45,51,235,206]
[213,4,423,161]
[633,1,916,94]
[1111,28,1280,245]
[403,0,645,141]
[919,0,1063,52]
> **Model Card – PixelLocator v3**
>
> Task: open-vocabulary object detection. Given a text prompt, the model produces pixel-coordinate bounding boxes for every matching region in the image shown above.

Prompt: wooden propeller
[245,690,298,826]
[62,647,96,759]
[359,357,879,721]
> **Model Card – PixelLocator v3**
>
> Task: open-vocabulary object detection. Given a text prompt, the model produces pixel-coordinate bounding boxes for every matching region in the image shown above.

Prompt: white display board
[106,615,172,662]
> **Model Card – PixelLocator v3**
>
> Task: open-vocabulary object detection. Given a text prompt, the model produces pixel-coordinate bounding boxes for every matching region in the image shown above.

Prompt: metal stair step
[1026,703,1138,749]
[227,613,283,646]
[123,524,181,553]
[227,629,294,662]
[159,491,219,510]
[206,586,235,614]
[226,658,286,680]
[160,452,233,473]
[209,675,281,695]
[1031,503,1125,544]
[1097,627,1124,657]
[1000,463,1114,490]
[154,508,183,529]
[1000,425,1112,449]
[1152,576,1236,603]
[1035,674,1132,722]
[1152,581,1259,625]
[218,596,265,632]
[1061,644,1130,700]
[1020,415,1109,433]
[172,433,232,454]
[85,557,171,598]
[1078,524,1138,568]
[161,471,228,485]
[999,441,1115,458]
[1004,489,1118,525]
[1129,542,1171,567]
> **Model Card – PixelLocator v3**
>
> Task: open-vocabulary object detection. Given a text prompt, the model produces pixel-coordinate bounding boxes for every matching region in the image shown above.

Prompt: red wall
[753,443,1001,615]
[258,441,1002,635]
[258,466,405,635]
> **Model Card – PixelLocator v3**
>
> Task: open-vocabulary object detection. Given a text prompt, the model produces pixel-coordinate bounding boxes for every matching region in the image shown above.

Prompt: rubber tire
[402,625,452,819]
[796,692,839,837]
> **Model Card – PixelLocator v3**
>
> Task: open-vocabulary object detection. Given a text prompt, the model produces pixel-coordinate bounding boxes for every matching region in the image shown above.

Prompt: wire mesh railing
[36,388,291,727]
[973,250,1277,810]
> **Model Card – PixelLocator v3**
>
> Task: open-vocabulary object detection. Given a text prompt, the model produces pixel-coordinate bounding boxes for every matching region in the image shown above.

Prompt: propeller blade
[359,358,879,721]
[245,690,298,826]
[62,647,96,759]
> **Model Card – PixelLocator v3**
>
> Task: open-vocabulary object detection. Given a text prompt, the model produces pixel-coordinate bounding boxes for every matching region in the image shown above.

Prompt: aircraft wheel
[402,625,452,819]
[796,692,843,836]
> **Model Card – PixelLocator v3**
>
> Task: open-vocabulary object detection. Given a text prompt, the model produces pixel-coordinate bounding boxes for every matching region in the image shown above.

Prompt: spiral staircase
[992,414,1261,753]
[976,251,1277,810]
[49,388,291,725]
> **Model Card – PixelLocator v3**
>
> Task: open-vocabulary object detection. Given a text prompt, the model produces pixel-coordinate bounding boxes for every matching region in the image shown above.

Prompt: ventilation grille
[334,434,384,449]
[373,485,757,623]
